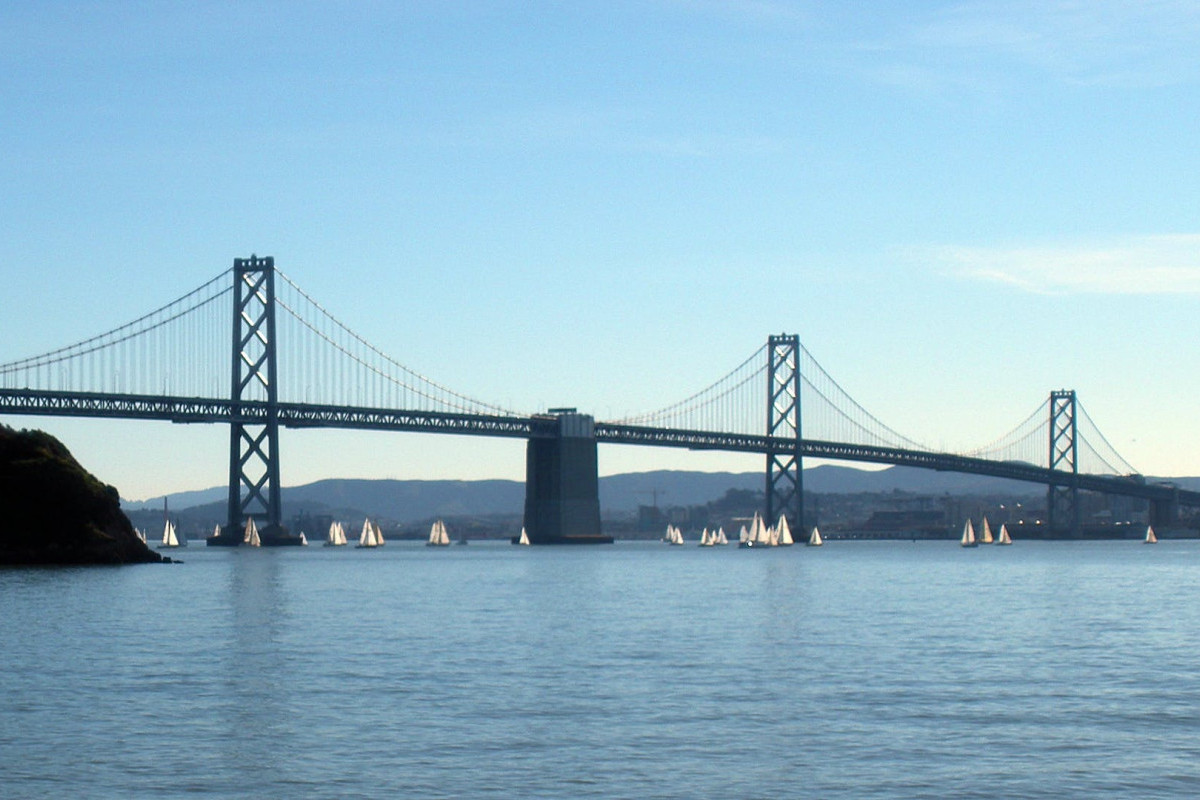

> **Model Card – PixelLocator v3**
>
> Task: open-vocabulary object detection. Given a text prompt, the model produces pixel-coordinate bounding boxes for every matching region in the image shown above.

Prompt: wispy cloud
[927,234,1200,294]
[864,0,1200,91]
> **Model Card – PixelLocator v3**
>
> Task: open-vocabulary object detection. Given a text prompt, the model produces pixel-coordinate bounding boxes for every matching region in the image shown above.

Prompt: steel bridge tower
[1047,389,1080,536]
[210,255,291,546]
[765,334,803,535]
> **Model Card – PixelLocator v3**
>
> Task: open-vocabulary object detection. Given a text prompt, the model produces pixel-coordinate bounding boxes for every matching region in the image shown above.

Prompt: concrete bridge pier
[1150,488,1180,529]
[523,411,611,544]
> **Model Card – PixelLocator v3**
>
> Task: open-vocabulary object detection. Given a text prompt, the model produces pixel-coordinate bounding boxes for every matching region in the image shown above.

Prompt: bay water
[4,540,1200,798]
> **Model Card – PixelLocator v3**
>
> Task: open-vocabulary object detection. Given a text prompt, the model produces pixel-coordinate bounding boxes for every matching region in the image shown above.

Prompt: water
[4,540,1200,799]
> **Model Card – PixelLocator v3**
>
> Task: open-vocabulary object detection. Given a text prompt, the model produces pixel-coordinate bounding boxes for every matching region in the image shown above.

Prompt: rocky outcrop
[0,425,163,565]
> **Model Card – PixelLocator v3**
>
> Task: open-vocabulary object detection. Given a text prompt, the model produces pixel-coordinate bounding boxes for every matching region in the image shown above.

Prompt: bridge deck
[0,388,1193,506]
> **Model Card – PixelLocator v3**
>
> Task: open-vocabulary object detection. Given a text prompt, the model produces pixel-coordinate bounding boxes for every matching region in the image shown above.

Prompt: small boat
[664,524,684,545]
[325,521,347,547]
[807,526,823,547]
[698,528,714,547]
[979,517,994,545]
[738,524,752,548]
[356,518,381,548]
[516,527,531,546]
[1145,525,1158,544]
[996,524,1012,545]
[755,513,774,547]
[135,527,147,544]
[298,532,308,546]
[960,519,977,548]
[157,498,186,548]
[243,517,261,547]
[714,527,728,546]
[427,519,451,547]
[777,515,794,546]
[159,519,182,548]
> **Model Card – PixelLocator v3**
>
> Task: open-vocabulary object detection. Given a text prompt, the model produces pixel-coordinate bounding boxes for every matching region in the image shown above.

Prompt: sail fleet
[154,513,1165,549]
[961,516,1012,547]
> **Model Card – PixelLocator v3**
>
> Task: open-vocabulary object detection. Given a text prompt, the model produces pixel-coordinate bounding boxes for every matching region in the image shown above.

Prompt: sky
[2,1,1199,502]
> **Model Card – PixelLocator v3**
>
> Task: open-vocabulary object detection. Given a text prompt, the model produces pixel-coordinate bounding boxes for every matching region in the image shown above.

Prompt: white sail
[808,526,823,547]
[298,532,308,546]
[244,517,261,547]
[715,527,728,545]
[359,518,377,547]
[162,519,178,547]
[336,522,347,545]
[960,519,976,547]
[517,527,531,546]
[767,524,780,547]
[135,527,146,544]
[1145,525,1157,544]
[428,519,449,546]
[738,525,749,544]
[996,523,1012,545]
[980,517,994,545]
[374,521,386,546]
[326,521,346,546]
[777,515,794,546]
[754,514,773,545]
[669,525,684,545]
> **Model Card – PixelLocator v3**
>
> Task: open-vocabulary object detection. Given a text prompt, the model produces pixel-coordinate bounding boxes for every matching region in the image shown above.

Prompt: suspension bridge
[1,256,1194,543]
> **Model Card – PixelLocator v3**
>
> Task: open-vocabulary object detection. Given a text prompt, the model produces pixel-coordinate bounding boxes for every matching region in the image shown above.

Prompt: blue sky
[2,1,1198,501]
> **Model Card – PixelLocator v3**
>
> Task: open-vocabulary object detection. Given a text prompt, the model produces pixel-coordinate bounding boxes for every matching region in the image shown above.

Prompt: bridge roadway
[1,388,1195,507]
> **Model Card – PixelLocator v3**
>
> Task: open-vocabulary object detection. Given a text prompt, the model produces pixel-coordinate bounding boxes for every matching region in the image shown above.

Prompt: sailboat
[754,513,773,547]
[243,517,261,547]
[135,527,147,544]
[516,527,531,546]
[979,517,994,545]
[960,519,977,548]
[157,498,185,547]
[698,528,714,546]
[738,524,751,548]
[808,526,824,547]
[777,515,794,546]
[325,521,347,547]
[159,519,181,548]
[1145,525,1158,544]
[427,519,451,547]
[356,518,380,548]
[666,525,684,545]
[714,527,728,545]
[996,523,1012,545]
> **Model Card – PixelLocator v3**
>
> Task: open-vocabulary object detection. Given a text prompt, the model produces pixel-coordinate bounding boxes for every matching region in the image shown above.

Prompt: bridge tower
[210,255,291,546]
[765,334,803,535]
[1047,389,1080,536]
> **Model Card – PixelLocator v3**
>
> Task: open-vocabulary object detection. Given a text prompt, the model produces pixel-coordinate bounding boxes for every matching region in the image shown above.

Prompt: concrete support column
[523,412,610,544]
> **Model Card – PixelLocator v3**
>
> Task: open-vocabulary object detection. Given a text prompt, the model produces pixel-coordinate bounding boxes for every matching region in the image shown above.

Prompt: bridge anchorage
[1,253,1196,545]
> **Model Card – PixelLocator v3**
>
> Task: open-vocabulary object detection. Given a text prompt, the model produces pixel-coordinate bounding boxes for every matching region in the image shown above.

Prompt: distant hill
[119,463,1196,524]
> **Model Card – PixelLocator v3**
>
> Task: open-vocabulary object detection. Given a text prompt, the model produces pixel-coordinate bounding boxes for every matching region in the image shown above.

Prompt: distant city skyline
[2,2,1198,500]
